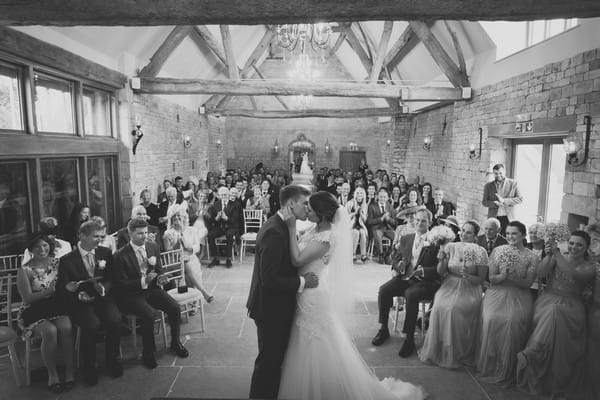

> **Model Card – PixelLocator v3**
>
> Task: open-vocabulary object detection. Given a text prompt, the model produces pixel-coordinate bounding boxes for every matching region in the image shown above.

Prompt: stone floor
[0,255,547,400]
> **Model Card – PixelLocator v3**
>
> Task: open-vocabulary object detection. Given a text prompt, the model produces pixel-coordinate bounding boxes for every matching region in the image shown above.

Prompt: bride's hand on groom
[303,272,319,288]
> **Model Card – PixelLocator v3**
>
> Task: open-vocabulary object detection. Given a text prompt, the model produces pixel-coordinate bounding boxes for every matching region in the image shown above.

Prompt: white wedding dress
[278,226,426,400]
[299,153,312,175]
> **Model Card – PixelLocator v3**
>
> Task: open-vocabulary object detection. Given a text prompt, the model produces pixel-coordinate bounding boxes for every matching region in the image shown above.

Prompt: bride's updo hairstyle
[309,191,339,223]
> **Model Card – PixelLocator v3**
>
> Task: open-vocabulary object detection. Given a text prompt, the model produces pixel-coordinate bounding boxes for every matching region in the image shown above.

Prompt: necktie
[487,240,494,254]
[380,204,384,214]
[137,247,148,274]
[86,253,95,277]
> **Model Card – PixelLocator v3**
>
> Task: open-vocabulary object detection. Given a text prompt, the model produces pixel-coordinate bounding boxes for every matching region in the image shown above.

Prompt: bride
[299,152,312,175]
[278,191,426,400]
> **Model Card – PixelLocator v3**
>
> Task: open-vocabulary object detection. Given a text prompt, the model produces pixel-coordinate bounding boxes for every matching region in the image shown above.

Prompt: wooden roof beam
[369,21,393,83]
[206,107,409,119]
[138,26,193,77]
[219,25,240,81]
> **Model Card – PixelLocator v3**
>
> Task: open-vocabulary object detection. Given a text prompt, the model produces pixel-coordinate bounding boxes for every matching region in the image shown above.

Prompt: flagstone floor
[0,255,548,400]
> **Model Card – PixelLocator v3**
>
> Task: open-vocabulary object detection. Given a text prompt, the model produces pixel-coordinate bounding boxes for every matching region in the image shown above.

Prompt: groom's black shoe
[398,337,416,358]
[371,329,390,346]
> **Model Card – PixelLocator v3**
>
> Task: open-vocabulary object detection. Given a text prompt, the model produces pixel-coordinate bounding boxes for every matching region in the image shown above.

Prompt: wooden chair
[0,255,22,327]
[392,297,432,335]
[0,274,22,386]
[368,237,391,259]
[239,209,263,262]
[0,254,22,274]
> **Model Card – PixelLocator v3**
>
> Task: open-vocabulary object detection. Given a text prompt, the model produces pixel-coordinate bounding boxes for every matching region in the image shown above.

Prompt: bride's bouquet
[426,225,456,248]
[494,245,521,275]
[539,222,570,244]
[461,243,480,266]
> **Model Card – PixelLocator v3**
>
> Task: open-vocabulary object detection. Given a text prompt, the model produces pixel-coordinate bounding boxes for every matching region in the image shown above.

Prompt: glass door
[511,138,566,229]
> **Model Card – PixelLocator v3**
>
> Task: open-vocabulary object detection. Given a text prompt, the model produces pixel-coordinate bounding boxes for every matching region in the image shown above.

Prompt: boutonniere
[97,260,107,270]
[148,256,157,266]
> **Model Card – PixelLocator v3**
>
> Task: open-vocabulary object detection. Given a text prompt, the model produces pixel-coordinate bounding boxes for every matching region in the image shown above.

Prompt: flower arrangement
[494,245,521,275]
[426,225,456,246]
[148,256,157,266]
[539,222,570,244]
[97,260,106,270]
[461,243,480,265]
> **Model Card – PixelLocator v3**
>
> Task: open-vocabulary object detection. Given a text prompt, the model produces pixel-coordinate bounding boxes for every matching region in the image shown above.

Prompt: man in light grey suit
[482,164,523,236]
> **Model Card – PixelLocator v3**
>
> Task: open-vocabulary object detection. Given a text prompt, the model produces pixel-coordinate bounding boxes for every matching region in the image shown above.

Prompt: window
[0,63,24,131]
[480,19,578,60]
[0,162,31,255]
[87,157,116,231]
[34,72,75,134]
[83,87,112,136]
[40,159,80,233]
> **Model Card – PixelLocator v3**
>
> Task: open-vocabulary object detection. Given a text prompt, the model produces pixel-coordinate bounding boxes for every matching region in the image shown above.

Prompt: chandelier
[276,23,333,52]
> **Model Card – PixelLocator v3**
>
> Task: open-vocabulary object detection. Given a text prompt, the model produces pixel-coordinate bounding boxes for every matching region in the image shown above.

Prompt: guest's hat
[440,215,459,228]
[396,205,426,220]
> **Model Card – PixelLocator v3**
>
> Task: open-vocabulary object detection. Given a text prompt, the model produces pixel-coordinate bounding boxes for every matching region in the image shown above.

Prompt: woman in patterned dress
[16,234,74,392]
[477,221,538,385]
[419,220,488,368]
[516,230,596,397]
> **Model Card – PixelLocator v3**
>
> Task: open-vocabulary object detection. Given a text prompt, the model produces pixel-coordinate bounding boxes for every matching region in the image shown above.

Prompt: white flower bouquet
[539,222,570,244]
[494,245,521,275]
[426,225,456,247]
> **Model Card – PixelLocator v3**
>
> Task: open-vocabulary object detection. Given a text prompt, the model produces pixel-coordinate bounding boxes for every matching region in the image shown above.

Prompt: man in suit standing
[116,205,163,251]
[428,188,456,225]
[113,218,189,369]
[207,186,241,268]
[56,220,123,385]
[482,163,522,236]
[367,188,396,264]
[371,209,440,357]
[477,217,508,256]
[247,185,318,399]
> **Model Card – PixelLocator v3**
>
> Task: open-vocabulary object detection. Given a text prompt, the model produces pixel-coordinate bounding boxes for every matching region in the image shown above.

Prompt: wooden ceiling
[1,0,599,26]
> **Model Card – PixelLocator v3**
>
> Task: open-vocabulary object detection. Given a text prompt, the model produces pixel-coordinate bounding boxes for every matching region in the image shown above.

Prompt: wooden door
[339,151,365,171]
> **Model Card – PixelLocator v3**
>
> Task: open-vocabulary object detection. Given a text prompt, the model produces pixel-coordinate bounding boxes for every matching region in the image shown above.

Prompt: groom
[247,185,319,399]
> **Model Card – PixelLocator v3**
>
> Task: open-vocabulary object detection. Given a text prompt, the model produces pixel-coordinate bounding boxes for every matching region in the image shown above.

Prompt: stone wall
[392,48,600,226]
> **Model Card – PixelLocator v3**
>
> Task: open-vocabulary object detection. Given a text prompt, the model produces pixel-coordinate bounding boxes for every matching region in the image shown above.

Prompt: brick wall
[392,48,600,226]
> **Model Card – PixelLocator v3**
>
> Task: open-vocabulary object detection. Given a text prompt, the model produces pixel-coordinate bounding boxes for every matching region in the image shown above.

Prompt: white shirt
[495,179,507,217]
[277,211,305,293]
[130,241,150,289]
[409,233,426,275]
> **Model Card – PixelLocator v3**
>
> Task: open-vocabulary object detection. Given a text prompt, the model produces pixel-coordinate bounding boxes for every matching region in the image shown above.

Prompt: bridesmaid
[477,221,538,385]
[516,230,595,397]
[588,260,600,399]
[419,220,488,368]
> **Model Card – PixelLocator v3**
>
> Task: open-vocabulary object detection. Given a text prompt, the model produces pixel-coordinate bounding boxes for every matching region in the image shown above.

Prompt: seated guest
[367,188,396,264]
[191,189,210,246]
[163,208,213,303]
[324,173,337,196]
[116,206,162,251]
[23,217,72,264]
[64,203,90,246]
[477,218,507,256]
[56,221,122,385]
[372,209,440,357]
[207,187,241,268]
[390,186,402,210]
[246,186,270,219]
[478,221,538,385]
[428,188,456,225]
[140,189,160,227]
[158,187,185,231]
[90,216,117,253]
[337,182,352,207]
[113,218,189,369]
[366,183,377,206]
[392,205,425,251]
[517,231,596,397]
[346,187,368,263]
[419,220,488,368]
[420,182,433,210]
[17,234,74,392]
[261,179,279,217]
[157,179,172,204]
[399,188,422,210]
[398,174,408,196]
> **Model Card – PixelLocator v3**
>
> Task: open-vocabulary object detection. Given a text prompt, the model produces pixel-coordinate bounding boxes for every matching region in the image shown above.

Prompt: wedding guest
[140,189,160,227]
[191,189,210,247]
[398,175,408,196]
[207,186,241,268]
[392,205,424,250]
[390,186,402,210]
[337,182,352,207]
[157,179,172,204]
[366,183,377,206]
[482,164,522,236]
[419,221,488,368]
[17,234,74,392]
[526,222,546,298]
[116,205,162,251]
[346,187,368,263]
[163,208,213,303]
[420,182,433,210]
[23,217,72,264]
[246,186,270,219]
[440,216,461,242]
[517,231,595,397]
[64,203,90,246]
[113,218,189,369]
[477,218,508,256]
[399,188,422,210]
[428,188,456,225]
[380,174,391,191]
[90,216,117,253]
[56,220,122,385]
[158,187,186,231]
[261,179,279,217]
[367,188,396,264]
[478,221,539,385]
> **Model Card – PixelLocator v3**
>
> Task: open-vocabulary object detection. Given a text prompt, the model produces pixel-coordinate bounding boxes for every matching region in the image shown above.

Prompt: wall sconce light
[183,135,192,148]
[325,139,331,153]
[131,117,143,155]
[423,136,432,151]
[272,138,279,154]
[563,115,591,167]
[469,128,483,160]
[386,139,392,147]
[216,139,222,147]
[349,142,358,151]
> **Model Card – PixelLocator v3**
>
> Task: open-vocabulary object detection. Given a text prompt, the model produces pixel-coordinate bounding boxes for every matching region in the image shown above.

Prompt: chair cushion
[241,233,257,240]
[0,327,17,345]
[167,288,203,303]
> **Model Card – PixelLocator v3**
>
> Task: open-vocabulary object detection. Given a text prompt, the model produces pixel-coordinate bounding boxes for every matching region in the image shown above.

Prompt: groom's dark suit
[247,213,301,399]
[378,232,440,338]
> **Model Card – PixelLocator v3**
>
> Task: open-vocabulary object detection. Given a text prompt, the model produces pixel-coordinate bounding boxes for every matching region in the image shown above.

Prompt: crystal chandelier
[276,23,333,52]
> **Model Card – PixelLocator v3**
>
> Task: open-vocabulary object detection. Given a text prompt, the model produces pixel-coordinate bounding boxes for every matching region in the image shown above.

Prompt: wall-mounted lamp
[349,142,358,151]
[131,116,143,155]
[563,115,591,167]
[386,139,392,147]
[183,135,192,148]
[469,128,483,160]
[423,135,432,151]
[325,139,331,153]
[216,139,222,148]
[272,138,279,154]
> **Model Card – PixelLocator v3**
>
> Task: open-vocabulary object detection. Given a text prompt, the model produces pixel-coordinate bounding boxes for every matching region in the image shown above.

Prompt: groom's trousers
[250,318,293,399]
